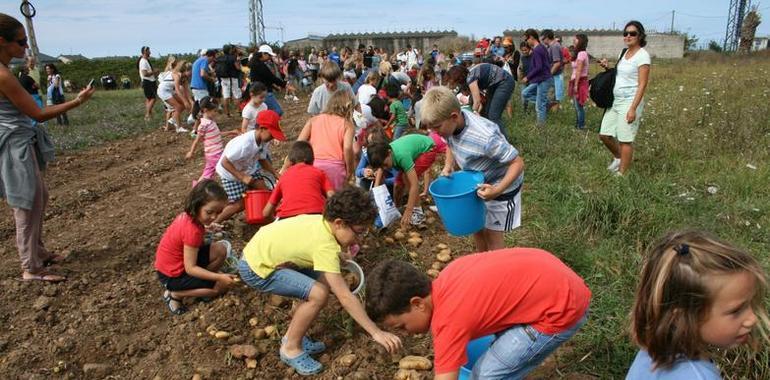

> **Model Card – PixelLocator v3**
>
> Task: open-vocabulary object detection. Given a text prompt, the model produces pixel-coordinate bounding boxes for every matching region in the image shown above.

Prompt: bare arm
[477,156,524,200]
[0,69,93,122]
[183,245,227,282]
[186,132,203,159]
[221,157,250,184]
[343,121,355,180]
[434,371,459,380]
[400,168,420,229]
[469,80,482,113]
[630,64,650,111]
[281,118,313,173]
[441,147,455,176]
[240,118,250,134]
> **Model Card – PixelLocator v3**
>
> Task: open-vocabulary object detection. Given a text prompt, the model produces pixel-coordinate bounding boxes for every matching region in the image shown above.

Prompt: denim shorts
[470,311,588,379]
[238,259,321,300]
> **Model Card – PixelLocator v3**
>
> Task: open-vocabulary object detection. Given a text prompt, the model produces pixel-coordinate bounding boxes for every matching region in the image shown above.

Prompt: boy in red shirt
[366,248,591,379]
[263,141,335,220]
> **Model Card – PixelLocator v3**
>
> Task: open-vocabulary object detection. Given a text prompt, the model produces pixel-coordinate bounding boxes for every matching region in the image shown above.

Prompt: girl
[628,230,769,379]
[44,63,68,126]
[240,81,268,134]
[155,180,237,315]
[186,97,238,185]
[569,34,589,130]
[157,56,190,133]
[283,90,355,190]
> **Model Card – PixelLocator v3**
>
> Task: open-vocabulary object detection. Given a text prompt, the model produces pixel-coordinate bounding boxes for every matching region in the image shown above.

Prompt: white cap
[199,49,207,56]
[258,44,276,56]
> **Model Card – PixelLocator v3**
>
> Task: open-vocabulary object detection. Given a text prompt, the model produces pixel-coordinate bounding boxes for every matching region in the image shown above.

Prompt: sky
[2,0,769,57]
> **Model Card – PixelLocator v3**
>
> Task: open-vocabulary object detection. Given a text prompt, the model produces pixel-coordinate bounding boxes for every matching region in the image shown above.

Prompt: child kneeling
[238,186,401,375]
[155,180,237,315]
[366,248,591,379]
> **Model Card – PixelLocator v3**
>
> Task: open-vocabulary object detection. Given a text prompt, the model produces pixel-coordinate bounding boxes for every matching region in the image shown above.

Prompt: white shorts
[162,99,175,112]
[599,98,645,143]
[484,190,522,232]
[157,85,175,101]
[220,78,242,99]
[192,88,209,101]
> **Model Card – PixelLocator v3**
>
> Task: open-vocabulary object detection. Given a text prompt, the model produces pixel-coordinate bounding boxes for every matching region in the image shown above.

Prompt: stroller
[100,75,117,90]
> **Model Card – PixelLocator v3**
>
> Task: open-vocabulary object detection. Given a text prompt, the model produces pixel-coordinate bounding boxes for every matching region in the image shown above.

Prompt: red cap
[256,110,285,141]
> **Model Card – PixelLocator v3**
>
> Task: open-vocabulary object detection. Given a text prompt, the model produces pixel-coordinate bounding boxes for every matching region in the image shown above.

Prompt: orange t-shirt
[430,248,592,374]
[308,114,347,161]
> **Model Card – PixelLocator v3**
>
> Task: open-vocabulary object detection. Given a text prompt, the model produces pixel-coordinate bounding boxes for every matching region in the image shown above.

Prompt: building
[57,54,89,64]
[9,52,59,67]
[284,30,458,54]
[752,36,769,51]
[503,29,685,59]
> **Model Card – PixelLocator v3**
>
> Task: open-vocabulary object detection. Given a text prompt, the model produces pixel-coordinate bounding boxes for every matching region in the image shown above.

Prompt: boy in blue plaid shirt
[420,87,524,251]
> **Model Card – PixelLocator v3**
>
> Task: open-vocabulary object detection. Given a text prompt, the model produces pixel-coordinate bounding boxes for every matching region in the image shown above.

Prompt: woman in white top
[138,46,159,121]
[156,56,191,133]
[598,21,650,175]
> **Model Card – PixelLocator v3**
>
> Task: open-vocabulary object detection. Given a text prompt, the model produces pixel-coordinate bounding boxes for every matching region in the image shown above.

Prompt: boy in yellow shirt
[238,186,401,375]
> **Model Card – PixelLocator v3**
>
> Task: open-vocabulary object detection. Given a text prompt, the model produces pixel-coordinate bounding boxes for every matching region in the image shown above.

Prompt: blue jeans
[534,78,553,124]
[482,78,515,141]
[264,92,283,116]
[574,99,585,129]
[238,259,320,300]
[393,124,408,139]
[470,312,588,379]
[553,73,564,102]
[520,83,537,108]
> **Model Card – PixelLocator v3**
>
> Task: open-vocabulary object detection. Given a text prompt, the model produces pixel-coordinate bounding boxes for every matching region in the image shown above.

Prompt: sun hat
[258,45,277,57]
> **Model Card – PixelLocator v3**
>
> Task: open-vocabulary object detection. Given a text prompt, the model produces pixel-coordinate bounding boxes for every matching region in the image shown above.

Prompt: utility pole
[20,1,40,63]
[670,10,675,33]
[248,0,266,46]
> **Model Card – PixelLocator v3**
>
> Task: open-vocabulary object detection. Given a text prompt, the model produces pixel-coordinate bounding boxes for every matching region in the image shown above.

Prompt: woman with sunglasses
[598,20,651,175]
[0,13,95,282]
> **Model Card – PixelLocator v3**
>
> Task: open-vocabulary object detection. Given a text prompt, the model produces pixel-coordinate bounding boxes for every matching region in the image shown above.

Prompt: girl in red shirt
[154,180,237,315]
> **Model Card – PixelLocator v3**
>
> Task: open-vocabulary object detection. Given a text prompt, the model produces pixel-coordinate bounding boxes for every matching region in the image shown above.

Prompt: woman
[44,63,68,125]
[444,62,515,141]
[307,47,319,84]
[569,34,589,130]
[598,21,651,175]
[138,46,159,121]
[248,44,294,116]
[157,56,191,133]
[0,13,95,282]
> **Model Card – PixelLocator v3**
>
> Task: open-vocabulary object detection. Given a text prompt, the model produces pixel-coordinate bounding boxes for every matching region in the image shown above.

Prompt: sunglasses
[16,37,29,47]
[623,31,639,37]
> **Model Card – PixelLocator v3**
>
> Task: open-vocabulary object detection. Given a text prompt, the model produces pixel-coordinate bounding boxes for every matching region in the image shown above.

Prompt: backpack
[589,48,627,109]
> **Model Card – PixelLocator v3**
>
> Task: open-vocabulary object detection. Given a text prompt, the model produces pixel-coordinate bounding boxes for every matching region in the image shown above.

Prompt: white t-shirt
[139,57,155,81]
[357,84,377,105]
[241,101,268,131]
[353,104,376,133]
[215,131,270,182]
[614,48,650,99]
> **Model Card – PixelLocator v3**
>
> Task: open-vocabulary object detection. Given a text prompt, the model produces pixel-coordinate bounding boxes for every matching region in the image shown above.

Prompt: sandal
[280,349,323,376]
[163,290,188,315]
[22,271,66,283]
[281,336,326,355]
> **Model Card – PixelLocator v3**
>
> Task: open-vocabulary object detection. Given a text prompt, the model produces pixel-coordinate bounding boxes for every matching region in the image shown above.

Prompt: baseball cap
[256,110,285,141]
[258,44,276,57]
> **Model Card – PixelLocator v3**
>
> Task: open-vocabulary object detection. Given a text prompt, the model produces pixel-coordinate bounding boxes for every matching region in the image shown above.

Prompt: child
[283,90,355,191]
[627,230,769,379]
[307,61,356,115]
[155,180,237,315]
[263,141,334,220]
[357,70,380,106]
[355,127,396,192]
[186,97,238,186]
[367,133,440,228]
[241,81,268,134]
[238,187,402,375]
[366,249,591,379]
[386,83,409,139]
[214,110,284,224]
[421,86,524,251]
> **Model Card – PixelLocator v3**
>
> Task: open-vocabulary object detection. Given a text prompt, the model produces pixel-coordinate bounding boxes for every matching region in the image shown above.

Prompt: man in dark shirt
[520,29,554,127]
[248,44,294,116]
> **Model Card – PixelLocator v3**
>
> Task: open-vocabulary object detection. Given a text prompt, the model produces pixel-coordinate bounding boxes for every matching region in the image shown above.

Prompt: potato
[407,237,423,247]
[436,253,451,263]
[214,331,231,339]
[394,231,406,240]
[398,355,433,370]
[393,369,423,380]
[248,317,259,327]
[245,358,257,368]
[337,353,357,367]
[426,269,440,278]
[439,248,451,256]
[436,243,449,250]
[408,231,421,238]
[253,328,267,340]
[196,332,203,337]
[269,294,285,307]
[264,325,278,337]
[431,262,443,270]
[408,251,419,259]
[385,237,395,244]
[426,217,436,224]
[192,374,202,380]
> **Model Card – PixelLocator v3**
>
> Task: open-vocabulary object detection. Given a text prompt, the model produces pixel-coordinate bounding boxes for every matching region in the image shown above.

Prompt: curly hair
[323,186,376,226]
[184,180,228,219]
[365,260,432,322]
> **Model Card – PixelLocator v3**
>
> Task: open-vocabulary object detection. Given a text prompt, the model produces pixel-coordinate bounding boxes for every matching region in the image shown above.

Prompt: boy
[517,41,534,112]
[214,110,284,224]
[368,133,439,228]
[263,141,334,220]
[239,187,402,375]
[366,249,591,379]
[386,83,409,139]
[240,82,268,133]
[520,28,554,128]
[307,61,356,115]
[421,86,524,251]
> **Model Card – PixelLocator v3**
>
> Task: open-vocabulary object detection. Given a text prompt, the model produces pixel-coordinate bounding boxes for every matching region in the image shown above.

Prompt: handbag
[371,184,401,229]
[589,48,627,109]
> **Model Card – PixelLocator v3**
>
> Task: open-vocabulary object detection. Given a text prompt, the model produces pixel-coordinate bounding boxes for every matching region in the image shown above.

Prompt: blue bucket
[458,335,495,379]
[428,171,486,236]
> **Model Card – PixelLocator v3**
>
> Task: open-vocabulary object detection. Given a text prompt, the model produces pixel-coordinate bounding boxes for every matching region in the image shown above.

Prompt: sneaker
[175,126,190,133]
[292,95,299,102]
[410,206,426,225]
[167,118,178,127]
[607,158,621,172]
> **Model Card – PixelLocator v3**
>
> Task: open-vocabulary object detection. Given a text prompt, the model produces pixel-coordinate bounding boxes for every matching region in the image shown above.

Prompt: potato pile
[394,355,433,379]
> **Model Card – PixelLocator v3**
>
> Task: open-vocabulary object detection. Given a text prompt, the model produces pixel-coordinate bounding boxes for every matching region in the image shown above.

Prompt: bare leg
[599,135,620,158]
[618,142,634,174]
[473,230,488,252]
[281,283,329,357]
[214,200,245,224]
[484,229,506,251]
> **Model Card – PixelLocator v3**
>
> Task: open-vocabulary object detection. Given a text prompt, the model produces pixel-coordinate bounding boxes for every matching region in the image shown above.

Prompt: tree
[708,40,723,52]
[739,7,762,54]
[681,32,699,51]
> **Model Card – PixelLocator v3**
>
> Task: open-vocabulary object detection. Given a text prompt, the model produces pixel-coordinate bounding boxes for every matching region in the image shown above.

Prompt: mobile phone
[87,78,95,88]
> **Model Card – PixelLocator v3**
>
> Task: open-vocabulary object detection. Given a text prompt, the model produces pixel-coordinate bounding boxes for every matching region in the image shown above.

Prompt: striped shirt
[447,110,523,195]
[197,118,224,157]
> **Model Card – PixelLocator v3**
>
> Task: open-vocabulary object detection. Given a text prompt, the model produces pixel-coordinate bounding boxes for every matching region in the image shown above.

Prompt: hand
[372,330,402,354]
[242,175,254,186]
[363,168,374,179]
[286,83,296,92]
[206,222,224,232]
[599,58,609,69]
[339,250,352,263]
[440,166,454,177]
[219,274,237,287]
[400,208,413,229]
[185,151,194,160]
[521,77,528,84]
[419,190,428,198]
[626,108,637,124]
[573,85,579,93]
[476,183,500,201]
[76,86,96,104]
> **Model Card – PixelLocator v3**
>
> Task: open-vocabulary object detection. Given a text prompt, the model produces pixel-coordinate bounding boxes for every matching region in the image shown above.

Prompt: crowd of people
[1,11,767,380]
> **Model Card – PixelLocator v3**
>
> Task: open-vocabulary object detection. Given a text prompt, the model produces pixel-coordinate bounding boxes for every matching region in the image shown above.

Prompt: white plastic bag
[372,184,401,228]
[502,62,512,75]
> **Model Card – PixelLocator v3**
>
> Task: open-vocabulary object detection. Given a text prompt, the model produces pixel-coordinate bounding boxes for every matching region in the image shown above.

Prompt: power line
[677,11,725,19]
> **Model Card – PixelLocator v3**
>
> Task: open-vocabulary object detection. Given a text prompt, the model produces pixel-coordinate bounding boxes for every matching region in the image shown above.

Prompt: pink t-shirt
[197,118,224,157]
[428,131,448,154]
[570,51,589,80]
[308,114,347,161]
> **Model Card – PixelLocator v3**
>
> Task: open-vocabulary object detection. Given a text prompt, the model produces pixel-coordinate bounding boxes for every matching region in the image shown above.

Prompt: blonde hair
[366,71,381,85]
[322,90,354,119]
[420,86,461,128]
[319,61,342,81]
[174,60,192,84]
[631,229,770,369]
[378,61,392,77]
[163,55,178,72]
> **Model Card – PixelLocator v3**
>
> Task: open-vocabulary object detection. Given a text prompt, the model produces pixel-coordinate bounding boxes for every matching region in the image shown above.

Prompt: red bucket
[243,190,272,224]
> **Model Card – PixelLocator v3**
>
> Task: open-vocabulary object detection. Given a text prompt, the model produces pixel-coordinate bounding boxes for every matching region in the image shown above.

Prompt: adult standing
[248,44,293,116]
[44,63,68,126]
[405,44,418,71]
[215,44,242,118]
[542,30,564,111]
[307,47,320,83]
[444,63,515,141]
[0,13,95,282]
[328,46,340,67]
[520,29,553,128]
[598,21,650,175]
[568,34,589,130]
[138,46,159,121]
[190,49,217,130]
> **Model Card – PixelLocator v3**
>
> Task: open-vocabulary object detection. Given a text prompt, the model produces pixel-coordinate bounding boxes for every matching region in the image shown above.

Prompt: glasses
[623,31,639,37]
[348,224,369,238]
[16,37,28,47]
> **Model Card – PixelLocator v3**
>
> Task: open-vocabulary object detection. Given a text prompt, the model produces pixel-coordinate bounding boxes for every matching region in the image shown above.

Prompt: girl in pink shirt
[186,97,238,186]
[569,34,590,130]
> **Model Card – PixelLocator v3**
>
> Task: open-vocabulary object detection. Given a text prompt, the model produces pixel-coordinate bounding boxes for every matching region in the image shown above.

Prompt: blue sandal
[162,291,188,315]
[281,336,327,355]
[280,350,323,376]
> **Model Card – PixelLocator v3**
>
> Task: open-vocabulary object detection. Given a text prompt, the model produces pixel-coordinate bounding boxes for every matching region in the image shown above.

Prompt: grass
[48,54,770,378]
